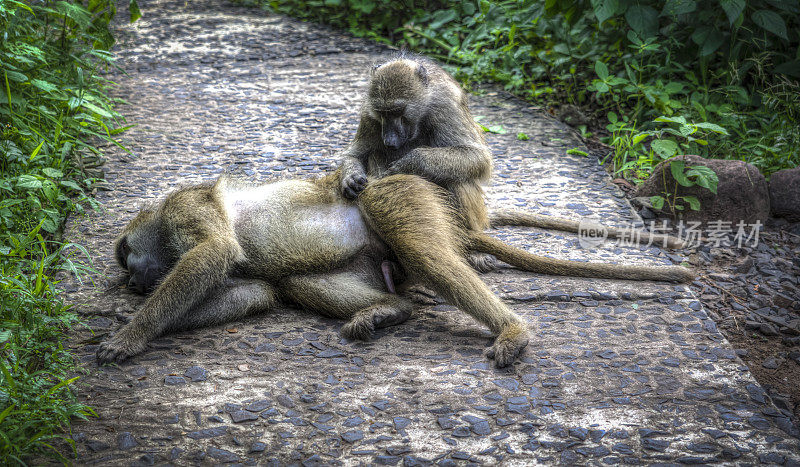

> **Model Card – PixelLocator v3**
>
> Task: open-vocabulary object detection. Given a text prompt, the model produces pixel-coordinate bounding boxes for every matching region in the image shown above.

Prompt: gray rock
[230,410,259,423]
[769,167,800,221]
[164,375,186,385]
[636,155,769,225]
[184,365,209,382]
[117,432,138,450]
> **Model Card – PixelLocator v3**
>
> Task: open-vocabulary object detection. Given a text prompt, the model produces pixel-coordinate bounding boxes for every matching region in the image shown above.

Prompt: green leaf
[625,5,659,37]
[29,140,45,161]
[43,168,64,179]
[651,139,678,158]
[752,9,788,39]
[516,132,529,141]
[566,148,589,157]
[30,79,58,93]
[429,9,458,29]
[686,165,719,193]
[59,180,83,192]
[691,26,725,56]
[17,175,43,189]
[56,1,92,27]
[663,81,684,94]
[5,70,27,82]
[670,159,693,186]
[693,122,728,135]
[661,0,696,16]
[766,0,800,14]
[607,111,618,124]
[486,125,507,134]
[774,60,800,78]
[129,0,142,22]
[80,101,114,118]
[650,195,665,210]
[594,60,609,80]
[719,0,745,25]
[682,196,701,210]
[632,132,650,145]
[654,115,686,124]
[591,0,619,25]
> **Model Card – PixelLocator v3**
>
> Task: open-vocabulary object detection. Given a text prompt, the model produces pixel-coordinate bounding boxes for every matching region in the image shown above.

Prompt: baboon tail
[489,210,685,249]
[467,232,694,282]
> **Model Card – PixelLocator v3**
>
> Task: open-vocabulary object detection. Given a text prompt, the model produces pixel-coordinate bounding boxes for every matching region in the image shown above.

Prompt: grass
[1,0,137,462]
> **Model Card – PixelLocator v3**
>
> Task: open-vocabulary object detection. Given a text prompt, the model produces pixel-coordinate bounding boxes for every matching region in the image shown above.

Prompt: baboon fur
[338,54,685,262]
[100,171,692,367]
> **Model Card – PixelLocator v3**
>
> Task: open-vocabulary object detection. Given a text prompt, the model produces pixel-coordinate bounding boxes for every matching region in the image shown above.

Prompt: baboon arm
[133,237,241,336]
[338,141,371,198]
[388,145,492,185]
[97,237,243,363]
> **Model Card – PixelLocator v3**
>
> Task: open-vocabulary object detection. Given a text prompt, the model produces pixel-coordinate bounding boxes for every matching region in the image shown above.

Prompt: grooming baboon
[100,171,692,367]
[338,54,684,267]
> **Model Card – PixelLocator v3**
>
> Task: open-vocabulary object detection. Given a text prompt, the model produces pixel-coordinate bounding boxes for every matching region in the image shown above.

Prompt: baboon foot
[96,329,146,364]
[485,323,529,368]
[468,252,499,273]
[341,304,413,341]
[400,284,440,305]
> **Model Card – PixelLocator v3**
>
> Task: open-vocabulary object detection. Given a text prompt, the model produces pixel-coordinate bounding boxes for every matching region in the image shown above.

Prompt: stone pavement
[59,0,800,464]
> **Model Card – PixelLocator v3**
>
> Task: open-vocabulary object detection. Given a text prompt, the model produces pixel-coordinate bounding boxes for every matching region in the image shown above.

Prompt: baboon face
[368,60,429,150]
[114,212,170,294]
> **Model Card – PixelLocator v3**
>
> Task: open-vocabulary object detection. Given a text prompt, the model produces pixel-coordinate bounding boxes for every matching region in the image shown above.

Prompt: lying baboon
[99,171,692,367]
[337,54,684,270]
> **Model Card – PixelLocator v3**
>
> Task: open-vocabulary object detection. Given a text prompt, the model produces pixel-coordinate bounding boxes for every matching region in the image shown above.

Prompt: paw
[485,327,529,368]
[342,171,367,199]
[468,253,499,273]
[401,285,439,306]
[341,315,375,341]
[96,332,145,364]
[371,304,413,328]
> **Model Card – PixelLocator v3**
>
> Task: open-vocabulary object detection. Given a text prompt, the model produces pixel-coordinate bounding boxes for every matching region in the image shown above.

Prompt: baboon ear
[115,236,129,269]
[416,64,429,85]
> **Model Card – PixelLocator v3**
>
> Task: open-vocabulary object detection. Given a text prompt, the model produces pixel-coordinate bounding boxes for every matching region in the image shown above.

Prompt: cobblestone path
[60,0,800,464]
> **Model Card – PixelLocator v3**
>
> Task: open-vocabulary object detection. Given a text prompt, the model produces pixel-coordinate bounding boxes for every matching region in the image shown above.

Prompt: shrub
[1,0,137,462]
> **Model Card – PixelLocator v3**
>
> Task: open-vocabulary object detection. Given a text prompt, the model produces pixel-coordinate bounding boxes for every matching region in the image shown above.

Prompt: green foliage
[650,159,719,214]
[256,0,799,179]
[474,116,507,134]
[1,0,136,462]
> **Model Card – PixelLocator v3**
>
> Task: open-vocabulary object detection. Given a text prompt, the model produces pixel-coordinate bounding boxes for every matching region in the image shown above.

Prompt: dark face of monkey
[114,212,172,294]
[368,60,429,151]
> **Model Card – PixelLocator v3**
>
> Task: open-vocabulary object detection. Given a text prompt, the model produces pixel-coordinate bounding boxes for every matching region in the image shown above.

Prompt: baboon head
[114,209,172,294]
[367,59,430,150]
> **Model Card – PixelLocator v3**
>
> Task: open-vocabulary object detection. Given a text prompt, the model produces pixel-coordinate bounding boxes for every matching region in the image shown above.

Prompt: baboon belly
[236,204,372,278]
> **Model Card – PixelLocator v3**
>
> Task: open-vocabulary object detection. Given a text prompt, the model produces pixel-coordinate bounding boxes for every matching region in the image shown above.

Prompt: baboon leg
[280,273,414,340]
[166,278,277,333]
[359,175,530,367]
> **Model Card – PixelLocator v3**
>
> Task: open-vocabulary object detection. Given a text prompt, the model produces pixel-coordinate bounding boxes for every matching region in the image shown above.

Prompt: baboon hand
[96,328,146,364]
[342,169,368,199]
[485,324,529,368]
[384,155,415,177]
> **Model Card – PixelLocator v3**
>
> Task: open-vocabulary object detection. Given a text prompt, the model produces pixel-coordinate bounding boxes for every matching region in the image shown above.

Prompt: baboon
[100,170,692,367]
[337,54,684,269]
